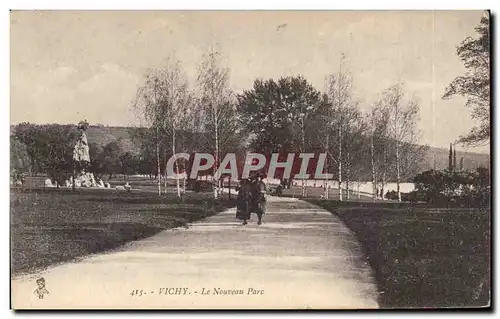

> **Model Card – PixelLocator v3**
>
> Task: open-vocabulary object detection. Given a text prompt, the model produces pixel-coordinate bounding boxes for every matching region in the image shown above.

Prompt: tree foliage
[10,136,31,173]
[238,76,324,153]
[443,14,490,146]
[12,123,80,184]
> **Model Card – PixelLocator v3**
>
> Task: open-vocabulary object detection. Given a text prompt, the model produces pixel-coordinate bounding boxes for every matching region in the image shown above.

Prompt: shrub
[413,168,490,208]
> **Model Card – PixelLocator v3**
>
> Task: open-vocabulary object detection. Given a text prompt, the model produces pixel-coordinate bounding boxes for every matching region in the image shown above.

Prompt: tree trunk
[381,173,386,200]
[164,149,169,195]
[371,128,377,201]
[214,104,219,200]
[301,118,306,198]
[396,141,401,202]
[173,130,181,198]
[346,164,350,200]
[156,126,161,197]
[381,138,388,200]
[338,126,342,202]
[325,132,330,199]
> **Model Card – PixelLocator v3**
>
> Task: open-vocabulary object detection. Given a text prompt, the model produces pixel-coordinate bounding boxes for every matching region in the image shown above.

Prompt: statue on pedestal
[72,120,97,188]
[73,121,90,164]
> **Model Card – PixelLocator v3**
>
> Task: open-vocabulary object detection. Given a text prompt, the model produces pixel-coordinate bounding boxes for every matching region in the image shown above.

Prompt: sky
[10,10,489,153]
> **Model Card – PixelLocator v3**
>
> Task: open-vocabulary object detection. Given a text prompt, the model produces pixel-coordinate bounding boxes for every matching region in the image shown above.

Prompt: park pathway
[11,196,379,309]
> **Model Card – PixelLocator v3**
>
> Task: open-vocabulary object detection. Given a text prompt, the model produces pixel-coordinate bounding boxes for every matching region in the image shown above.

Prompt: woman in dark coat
[236,179,252,225]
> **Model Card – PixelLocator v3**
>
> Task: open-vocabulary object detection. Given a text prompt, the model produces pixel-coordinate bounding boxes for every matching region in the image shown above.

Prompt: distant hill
[11,124,490,173]
[85,125,139,154]
[84,125,490,171]
[422,146,490,171]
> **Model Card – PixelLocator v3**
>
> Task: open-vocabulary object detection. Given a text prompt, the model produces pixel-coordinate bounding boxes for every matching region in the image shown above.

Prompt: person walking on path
[252,174,268,225]
[236,179,252,225]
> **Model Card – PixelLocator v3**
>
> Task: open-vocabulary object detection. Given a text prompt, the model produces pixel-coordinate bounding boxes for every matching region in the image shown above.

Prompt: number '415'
[130,289,143,297]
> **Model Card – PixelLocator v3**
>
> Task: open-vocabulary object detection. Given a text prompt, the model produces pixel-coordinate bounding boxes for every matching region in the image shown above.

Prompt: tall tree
[133,56,193,197]
[443,14,490,146]
[157,57,193,197]
[449,143,453,171]
[88,142,105,180]
[13,123,80,185]
[278,76,324,196]
[342,106,369,199]
[197,47,234,199]
[323,55,359,201]
[12,123,43,175]
[102,140,123,180]
[10,136,31,174]
[128,127,158,178]
[367,100,392,200]
[238,75,324,189]
[133,74,164,196]
[383,83,422,202]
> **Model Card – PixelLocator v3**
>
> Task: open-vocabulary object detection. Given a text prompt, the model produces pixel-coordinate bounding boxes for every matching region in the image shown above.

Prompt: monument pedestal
[71,171,97,188]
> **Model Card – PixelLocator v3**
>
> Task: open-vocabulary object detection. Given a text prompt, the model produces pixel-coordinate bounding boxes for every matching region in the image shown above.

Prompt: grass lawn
[10,188,236,276]
[308,199,491,309]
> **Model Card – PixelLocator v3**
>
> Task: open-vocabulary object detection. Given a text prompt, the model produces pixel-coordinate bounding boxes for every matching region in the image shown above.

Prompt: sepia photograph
[9,9,491,310]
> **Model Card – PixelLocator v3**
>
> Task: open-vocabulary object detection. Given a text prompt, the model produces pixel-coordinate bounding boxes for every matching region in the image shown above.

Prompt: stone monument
[72,120,97,188]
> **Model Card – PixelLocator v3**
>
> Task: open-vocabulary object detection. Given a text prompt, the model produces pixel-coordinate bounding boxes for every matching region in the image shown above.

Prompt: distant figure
[105,182,111,189]
[33,278,49,299]
[65,179,71,188]
[124,181,131,192]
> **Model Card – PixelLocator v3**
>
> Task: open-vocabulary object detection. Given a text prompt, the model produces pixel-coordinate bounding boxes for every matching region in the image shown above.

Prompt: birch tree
[367,100,392,200]
[158,58,193,198]
[323,54,357,201]
[133,56,193,197]
[384,83,421,201]
[133,73,164,196]
[341,105,369,199]
[197,47,233,199]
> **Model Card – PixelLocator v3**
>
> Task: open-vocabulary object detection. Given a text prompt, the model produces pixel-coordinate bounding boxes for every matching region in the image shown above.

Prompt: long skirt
[251,195,266,216]
[236,198,251,220]
[255,200,266,216]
